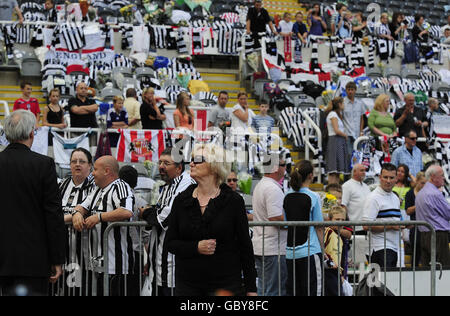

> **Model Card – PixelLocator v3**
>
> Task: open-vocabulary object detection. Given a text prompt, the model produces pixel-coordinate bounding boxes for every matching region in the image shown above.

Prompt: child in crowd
[13,82,41,128]
[278,12,294,37]
[42,88,66,129]
[293,11,308,44]
[107,96,128,146]
[324,206,347,296]
[251,102,275,133]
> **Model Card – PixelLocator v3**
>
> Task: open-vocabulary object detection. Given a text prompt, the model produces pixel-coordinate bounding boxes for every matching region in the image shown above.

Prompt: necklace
[194,187,220,208]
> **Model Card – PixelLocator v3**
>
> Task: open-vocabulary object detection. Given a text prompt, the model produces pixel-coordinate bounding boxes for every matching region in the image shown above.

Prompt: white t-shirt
[326,111,344,137]
[231,104,255,131]
[342,178,372,231]
[362,186,402,253]
[279,20,294,34]
[252,177,287,256]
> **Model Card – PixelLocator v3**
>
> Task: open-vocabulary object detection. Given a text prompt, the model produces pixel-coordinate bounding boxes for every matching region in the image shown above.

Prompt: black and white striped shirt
[60,23,86,52]
[60,173,96,215]
[147,171,195,289]
[81,178,135,275]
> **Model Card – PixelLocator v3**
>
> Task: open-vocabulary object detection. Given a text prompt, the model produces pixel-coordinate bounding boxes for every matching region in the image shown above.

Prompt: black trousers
[0,277,49,296]
[421,231,450,268]
[370,249,398,268]
[286,253,323,296]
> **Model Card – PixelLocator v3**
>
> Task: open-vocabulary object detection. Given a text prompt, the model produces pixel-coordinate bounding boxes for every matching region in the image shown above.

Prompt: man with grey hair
[139,147,194,296]
[415,165,450,267]
[68,82,98,128]
[0,110,66,296]
[252,154,287,296]
[394,93,426,139]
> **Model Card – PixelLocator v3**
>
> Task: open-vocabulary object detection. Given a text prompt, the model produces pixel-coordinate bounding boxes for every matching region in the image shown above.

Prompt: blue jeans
[255,255,287,296]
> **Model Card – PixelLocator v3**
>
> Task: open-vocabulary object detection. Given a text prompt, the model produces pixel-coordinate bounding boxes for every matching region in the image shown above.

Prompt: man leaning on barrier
[71,156,136,296]
[362,163,404,268]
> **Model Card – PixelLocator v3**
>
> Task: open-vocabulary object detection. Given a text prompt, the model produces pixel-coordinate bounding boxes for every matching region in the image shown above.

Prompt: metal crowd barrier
[47,220,438,296]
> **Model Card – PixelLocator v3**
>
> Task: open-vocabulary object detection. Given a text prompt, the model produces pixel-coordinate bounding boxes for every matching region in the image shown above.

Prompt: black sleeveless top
[47,105,64,124]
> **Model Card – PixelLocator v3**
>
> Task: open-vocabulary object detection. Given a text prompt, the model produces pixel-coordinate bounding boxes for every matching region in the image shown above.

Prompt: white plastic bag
[342,279,353,296]
[140,276,152,296]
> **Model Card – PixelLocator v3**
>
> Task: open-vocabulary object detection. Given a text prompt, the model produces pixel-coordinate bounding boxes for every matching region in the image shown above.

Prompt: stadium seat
[135,67,156,80]
[20,56,42,77]
[401,68,420,80]
[287,92,315,109]
[199,99,216,106]
[112,67,133,78]
[385,67,402,79]
[100,87,123,101]
[367,70,383,80]
[369,87,386,98]
[253,79,272,100]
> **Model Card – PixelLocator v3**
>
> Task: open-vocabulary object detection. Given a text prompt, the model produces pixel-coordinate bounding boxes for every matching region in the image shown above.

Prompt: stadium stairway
[0,85,46,120]
[263,0,306,19]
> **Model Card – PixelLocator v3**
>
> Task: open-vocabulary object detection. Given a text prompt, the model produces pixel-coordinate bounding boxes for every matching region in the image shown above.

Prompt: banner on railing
[116,129,167,163]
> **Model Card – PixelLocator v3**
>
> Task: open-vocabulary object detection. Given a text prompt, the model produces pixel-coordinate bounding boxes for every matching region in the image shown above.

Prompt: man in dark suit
[0,110,66,296]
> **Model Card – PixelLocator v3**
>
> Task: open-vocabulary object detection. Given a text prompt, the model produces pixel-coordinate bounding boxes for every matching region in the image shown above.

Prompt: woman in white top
[278,12,294,37]
[231,92,255,131]
[325,97,350,184]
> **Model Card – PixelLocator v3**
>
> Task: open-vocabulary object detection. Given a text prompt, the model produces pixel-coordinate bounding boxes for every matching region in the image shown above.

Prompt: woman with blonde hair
[367,94,396,137]
[140,87,166,129]
[325,97,350,184]
[166,143,257,296]
[174,91,195,130]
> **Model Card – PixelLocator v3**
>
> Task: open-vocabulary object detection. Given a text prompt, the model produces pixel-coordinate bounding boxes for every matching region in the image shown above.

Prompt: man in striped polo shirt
[140,147,194,296]
[362,163,403,268]
[72,155,136,296]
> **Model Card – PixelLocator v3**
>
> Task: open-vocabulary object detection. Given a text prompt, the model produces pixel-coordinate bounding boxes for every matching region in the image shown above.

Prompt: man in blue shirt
[391,130,423,177]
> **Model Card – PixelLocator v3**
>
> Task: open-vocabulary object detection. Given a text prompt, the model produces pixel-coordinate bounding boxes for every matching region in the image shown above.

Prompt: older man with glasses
[391,130,423,177]
[140,147,194,296]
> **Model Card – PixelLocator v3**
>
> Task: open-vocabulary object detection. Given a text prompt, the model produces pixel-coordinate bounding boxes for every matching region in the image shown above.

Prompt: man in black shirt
[246,0,278,38]
[394,93,426,138]
[68,82,98,128]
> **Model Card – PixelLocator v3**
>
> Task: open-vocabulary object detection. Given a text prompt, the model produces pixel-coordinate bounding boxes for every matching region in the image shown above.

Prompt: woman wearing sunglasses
[166,144,257,296]
[226,171,238,192]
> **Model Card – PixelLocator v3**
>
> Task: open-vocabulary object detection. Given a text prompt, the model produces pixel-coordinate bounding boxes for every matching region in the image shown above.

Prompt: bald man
[394,93,426,138]
[72,156,137,296]
[68,82,99,128]
[342,164,371,233]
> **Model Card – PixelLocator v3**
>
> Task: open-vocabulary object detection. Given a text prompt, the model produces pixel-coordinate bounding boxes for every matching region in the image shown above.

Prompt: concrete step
[197,68,239,75]
[202,73,237,81]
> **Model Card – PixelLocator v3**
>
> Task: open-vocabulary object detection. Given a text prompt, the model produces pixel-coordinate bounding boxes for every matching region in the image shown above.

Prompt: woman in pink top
[173,92,195,130]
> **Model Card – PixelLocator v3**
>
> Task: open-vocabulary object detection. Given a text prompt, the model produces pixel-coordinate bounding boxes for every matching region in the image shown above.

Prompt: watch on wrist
[71,209,81,216]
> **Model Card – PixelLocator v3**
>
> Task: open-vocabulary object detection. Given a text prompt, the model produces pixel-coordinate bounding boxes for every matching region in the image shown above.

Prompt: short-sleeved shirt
[0,0,18,21]
[247,7,271,33]
[293,22,307,37]
[368,110,396,136]
[326,111,344,137]
[106,107,128,128]
[285,187,323,259]
[13,98,40,117]
[252,177,287,256]
[278,20,293,34]
[231,104,255,131]
[140,101,164,130]
[68,96,98,128]
[123,97,141,129]
[362,186,401,252]
[335,14,351,38]
[391,145,423,177]
[342,179,371,231]
[393,106,426,137]
[81,179,134,275]
[251,114,274,133]
[209,105,230,127]
[343,97,367,138]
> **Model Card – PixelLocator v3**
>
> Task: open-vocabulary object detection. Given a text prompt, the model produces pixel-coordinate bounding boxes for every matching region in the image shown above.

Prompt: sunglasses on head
[408,137,417,140]
[227,178,238,183]
[191,156,207,165]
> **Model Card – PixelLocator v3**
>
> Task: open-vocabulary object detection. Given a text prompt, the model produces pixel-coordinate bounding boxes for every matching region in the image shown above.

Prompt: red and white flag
[116,129,167,163]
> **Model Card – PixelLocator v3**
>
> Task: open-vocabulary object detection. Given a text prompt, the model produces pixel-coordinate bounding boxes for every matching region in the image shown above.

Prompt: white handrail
[0,100,9,117]
[302,109,323,183]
